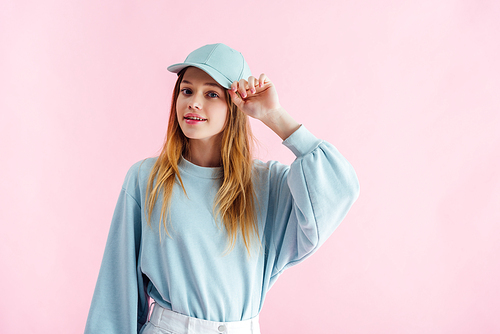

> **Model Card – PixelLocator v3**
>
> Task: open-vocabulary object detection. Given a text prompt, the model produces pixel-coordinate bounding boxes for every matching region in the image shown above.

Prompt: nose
[189,94,202,110]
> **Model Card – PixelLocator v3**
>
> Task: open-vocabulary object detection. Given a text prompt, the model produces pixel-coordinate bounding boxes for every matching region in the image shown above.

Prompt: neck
[184,135,223,167]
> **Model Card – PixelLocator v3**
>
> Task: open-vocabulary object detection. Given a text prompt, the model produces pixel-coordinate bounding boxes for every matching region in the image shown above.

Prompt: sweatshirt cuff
[282,125,322,158]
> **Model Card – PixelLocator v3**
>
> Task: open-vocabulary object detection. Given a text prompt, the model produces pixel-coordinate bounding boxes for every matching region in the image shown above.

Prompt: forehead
[182,67,223,89]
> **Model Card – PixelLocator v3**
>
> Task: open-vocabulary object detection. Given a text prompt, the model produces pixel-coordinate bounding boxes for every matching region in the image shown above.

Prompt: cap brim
[167,62,232,89]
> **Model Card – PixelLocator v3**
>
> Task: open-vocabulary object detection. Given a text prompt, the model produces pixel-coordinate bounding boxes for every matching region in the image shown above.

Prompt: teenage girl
[84,43,359,334]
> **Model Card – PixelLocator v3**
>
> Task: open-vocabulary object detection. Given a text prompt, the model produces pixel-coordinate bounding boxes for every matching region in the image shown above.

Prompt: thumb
[228,89,244,109]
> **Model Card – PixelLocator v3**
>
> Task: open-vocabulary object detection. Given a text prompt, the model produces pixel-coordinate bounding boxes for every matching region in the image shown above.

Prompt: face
[176,67,228,145]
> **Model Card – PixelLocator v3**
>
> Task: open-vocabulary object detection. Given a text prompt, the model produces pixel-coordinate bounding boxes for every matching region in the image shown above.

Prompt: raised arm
[229,74,360,284]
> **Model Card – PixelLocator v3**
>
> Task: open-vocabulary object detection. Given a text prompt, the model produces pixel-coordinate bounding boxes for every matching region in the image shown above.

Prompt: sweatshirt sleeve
[267,125,360,279]
[84,166,149,334]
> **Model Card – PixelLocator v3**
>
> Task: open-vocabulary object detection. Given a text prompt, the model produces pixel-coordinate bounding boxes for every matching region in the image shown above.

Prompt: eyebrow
[181,80,222,89]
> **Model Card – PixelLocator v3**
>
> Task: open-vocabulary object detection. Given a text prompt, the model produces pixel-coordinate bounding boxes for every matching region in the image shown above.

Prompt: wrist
[259,106,285,124]
[261,107,301,140]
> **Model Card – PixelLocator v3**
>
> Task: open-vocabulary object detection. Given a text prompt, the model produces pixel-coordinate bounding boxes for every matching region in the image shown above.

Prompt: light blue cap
[167,43,251,89]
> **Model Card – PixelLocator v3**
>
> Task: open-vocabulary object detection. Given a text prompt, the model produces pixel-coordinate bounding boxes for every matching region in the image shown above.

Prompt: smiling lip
[184,113,207,124]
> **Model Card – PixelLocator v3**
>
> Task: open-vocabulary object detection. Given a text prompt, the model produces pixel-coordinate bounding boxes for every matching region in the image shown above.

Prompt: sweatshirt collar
[178,155,223,179]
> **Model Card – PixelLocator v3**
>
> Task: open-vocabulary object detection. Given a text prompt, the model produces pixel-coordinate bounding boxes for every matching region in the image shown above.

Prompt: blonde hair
[145,67,258,253]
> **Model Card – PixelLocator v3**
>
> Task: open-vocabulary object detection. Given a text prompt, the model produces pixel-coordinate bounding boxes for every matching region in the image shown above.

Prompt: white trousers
[140,302,261,334]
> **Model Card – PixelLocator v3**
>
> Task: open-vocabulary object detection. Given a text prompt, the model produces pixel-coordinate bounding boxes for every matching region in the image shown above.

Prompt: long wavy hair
[145,67,258,253]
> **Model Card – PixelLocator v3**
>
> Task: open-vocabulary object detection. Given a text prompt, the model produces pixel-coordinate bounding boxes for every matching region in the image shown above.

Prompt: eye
[180,88,192,95]
[207,92,219,98]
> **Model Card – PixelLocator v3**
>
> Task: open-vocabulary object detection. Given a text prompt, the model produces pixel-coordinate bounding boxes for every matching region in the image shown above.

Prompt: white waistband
[149,303,260,334]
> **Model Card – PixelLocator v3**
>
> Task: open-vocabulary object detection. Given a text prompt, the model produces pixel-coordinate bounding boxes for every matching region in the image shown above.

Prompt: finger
[231,81,238,92]
[248,76,256,94]
[238,79,249,98]
[227,88,243,107]
[229,81,246,104]
[258,73,268,87]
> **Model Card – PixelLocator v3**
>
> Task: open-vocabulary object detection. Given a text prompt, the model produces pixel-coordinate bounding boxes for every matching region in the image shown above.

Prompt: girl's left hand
[227,74,282,121]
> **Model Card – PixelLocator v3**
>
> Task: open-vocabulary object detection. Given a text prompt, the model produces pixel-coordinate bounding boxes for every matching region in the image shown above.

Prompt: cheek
[216,106,229,128]
[176,99,184,119]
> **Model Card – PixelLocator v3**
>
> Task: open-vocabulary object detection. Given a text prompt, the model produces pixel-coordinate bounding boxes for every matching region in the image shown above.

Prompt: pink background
[1,1,499,333]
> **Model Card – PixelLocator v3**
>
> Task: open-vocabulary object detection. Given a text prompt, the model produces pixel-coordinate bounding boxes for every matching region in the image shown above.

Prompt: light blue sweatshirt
[84,125,360,334]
